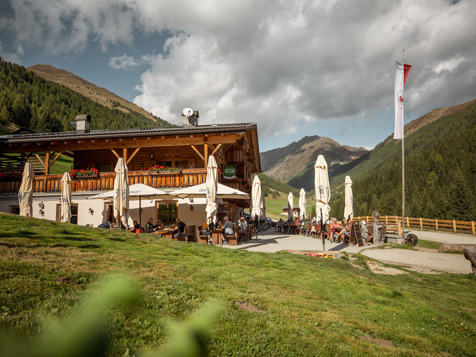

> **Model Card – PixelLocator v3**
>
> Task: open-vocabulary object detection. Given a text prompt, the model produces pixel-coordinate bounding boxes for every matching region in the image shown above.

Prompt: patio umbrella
[205,155,218,226]
[113,158,129,227]
[90,183,168,228]
[344,175,354,220]
[60,172,72,223]
[18,162,34,217]
[287,192,294,220]
[315,155,331,250]
[251,175,262,239]
[299,188,307,220]
[170,182,249,199]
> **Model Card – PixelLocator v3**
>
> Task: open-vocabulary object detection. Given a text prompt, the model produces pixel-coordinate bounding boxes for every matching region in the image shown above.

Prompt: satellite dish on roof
[182,108,193,116]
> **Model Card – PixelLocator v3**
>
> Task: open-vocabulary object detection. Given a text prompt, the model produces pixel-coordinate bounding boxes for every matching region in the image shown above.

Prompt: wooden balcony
[0,169,251,195]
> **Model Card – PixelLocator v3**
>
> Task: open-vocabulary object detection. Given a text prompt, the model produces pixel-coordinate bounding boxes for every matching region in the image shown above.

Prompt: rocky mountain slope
[260,136,368,191]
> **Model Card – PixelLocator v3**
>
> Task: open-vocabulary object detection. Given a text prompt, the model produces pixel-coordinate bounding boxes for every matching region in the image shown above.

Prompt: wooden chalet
[0,113,261,226]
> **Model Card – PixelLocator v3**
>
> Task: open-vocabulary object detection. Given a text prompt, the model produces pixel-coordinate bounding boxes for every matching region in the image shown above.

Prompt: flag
[394,61,412,139]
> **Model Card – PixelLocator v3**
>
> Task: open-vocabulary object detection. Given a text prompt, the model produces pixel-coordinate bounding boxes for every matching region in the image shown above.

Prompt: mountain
[260,136,368,191]
[329,98,476,220]
[27,64,162,123]
[0,59,172,133]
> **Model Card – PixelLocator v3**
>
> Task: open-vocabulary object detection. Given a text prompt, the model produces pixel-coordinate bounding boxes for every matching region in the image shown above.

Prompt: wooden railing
[0,169,251,195]
[354,215,476,235]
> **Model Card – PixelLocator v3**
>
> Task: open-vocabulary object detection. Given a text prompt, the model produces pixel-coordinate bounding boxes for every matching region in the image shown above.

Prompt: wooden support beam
[127,147,142,165]
[110,149,120,159]
[34,153,45,169]
[210,143,222,156]
[191,145,205,162]
[44,152,51,175]
[204,144,208,168]
[123,148,128,163]
[49,151,64,168]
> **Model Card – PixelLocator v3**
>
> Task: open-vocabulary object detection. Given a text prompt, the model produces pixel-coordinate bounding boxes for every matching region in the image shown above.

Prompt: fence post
[472,221,475,235]
[435,219,438,231]
[419,217,423,230]
[385,216,388,224]
[406,217,410,227]
[453,220,456,232]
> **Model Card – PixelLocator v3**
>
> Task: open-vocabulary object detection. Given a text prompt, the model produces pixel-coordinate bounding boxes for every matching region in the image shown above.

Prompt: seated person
[145,218,156,233]
[98,217,116,229]
[155,219,164,230]
[173,218,186,239]
[237,216,248,234]
[221,216,234,245]
[129,220,141,232]
[200,222,210,235]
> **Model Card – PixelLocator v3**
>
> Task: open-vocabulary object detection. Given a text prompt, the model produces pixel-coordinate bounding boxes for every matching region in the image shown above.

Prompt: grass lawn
[0,213,475,356]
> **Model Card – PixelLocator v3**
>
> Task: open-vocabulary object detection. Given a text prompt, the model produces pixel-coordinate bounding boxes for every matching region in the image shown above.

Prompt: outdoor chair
[186,225,196,242]
[195,226,210,244]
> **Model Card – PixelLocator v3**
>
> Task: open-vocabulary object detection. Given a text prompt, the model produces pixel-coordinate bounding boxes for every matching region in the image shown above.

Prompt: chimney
[182,110,199,127]
[76,114,91,133]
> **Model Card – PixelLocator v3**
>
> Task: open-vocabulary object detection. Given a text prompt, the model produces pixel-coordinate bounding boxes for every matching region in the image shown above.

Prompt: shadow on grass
[108,237,126,242]
[0,231,39,239]
[61,235,95,242]
[78,244,102,249]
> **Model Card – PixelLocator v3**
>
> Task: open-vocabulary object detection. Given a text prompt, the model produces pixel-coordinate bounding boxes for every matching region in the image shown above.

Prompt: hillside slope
[330,99,476,220]
[27,64,163,123]
[0,59,171,133]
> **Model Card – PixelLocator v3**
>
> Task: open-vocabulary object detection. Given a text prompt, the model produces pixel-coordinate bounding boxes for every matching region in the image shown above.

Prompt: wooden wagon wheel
[406,233,418,247]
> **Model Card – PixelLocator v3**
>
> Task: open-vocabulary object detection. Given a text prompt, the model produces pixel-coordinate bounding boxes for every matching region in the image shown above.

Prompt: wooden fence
[354,215,476,235]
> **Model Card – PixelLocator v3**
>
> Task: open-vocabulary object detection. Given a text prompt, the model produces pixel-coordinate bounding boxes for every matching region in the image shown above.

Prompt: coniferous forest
[330,101,476,221]
[0,58,171,132]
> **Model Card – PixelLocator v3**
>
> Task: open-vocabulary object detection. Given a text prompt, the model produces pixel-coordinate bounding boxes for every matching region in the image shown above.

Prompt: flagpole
[401,49,405,240]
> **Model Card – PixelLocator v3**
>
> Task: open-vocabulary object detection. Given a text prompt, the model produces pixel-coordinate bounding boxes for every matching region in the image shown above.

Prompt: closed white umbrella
[18,162,34,217]
[251,176,262,220]
[205,155,218,226]
[113,158,129,227]
[287,192,294,220]
[60,172,72,223]
[251,175,262,239]
[315,155,331,251]
[299,188,306,220]
[344,175,354,220]
[314,155,331,224]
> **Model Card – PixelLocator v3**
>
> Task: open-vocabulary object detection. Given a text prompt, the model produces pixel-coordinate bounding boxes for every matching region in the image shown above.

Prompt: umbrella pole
[139,196,142,229]
[321,208,325,251]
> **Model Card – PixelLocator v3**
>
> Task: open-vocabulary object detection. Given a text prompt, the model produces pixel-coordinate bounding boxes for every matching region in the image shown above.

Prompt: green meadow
[0,213,475,356]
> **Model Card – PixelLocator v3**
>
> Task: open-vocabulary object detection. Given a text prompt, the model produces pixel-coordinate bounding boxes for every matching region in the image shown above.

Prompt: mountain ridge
[27,64,168,125]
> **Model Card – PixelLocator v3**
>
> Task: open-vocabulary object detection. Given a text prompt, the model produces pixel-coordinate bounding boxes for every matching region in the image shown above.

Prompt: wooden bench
[185,225,196,242]
[196,227,210,244]
[223,225,239,246]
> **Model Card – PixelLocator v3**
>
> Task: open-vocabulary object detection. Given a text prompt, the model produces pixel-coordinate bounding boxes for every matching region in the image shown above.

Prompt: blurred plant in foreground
[0,274,222,357]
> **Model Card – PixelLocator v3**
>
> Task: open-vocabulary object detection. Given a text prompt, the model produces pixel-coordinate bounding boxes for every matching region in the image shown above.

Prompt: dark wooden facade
[0,122,260,200]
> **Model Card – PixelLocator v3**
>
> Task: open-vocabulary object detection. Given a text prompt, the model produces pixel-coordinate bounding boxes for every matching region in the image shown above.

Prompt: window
[106,204,114,223]
[56,204,78,224]
[157,202,177,224]
[175,160,188,169]
[158,161,172,168]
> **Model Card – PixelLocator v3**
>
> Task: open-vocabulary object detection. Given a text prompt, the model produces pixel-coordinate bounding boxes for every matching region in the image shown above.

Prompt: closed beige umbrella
[18,162,34,217]
[60,172,72,223]
[205,155,218,226]
[113,158,129,227]
[314,155,331,224]
[344,176,354,220]
[299,188,307,220]
[287,192,294,220]
[251,175,262,239]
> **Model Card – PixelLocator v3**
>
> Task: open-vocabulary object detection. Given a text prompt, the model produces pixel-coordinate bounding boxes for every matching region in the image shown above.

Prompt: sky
[1,0,475,153]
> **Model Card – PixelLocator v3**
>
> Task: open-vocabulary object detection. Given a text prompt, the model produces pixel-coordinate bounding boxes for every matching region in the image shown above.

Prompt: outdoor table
[156,227,177,239]
[212,229,224,245]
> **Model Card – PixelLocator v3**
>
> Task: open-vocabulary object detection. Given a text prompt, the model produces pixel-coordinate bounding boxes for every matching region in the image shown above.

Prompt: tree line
[0,58,172,133]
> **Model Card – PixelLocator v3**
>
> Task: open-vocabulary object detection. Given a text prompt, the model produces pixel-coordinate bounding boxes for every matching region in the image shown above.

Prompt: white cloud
[1,0,476,143]
[109,54,140,70]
